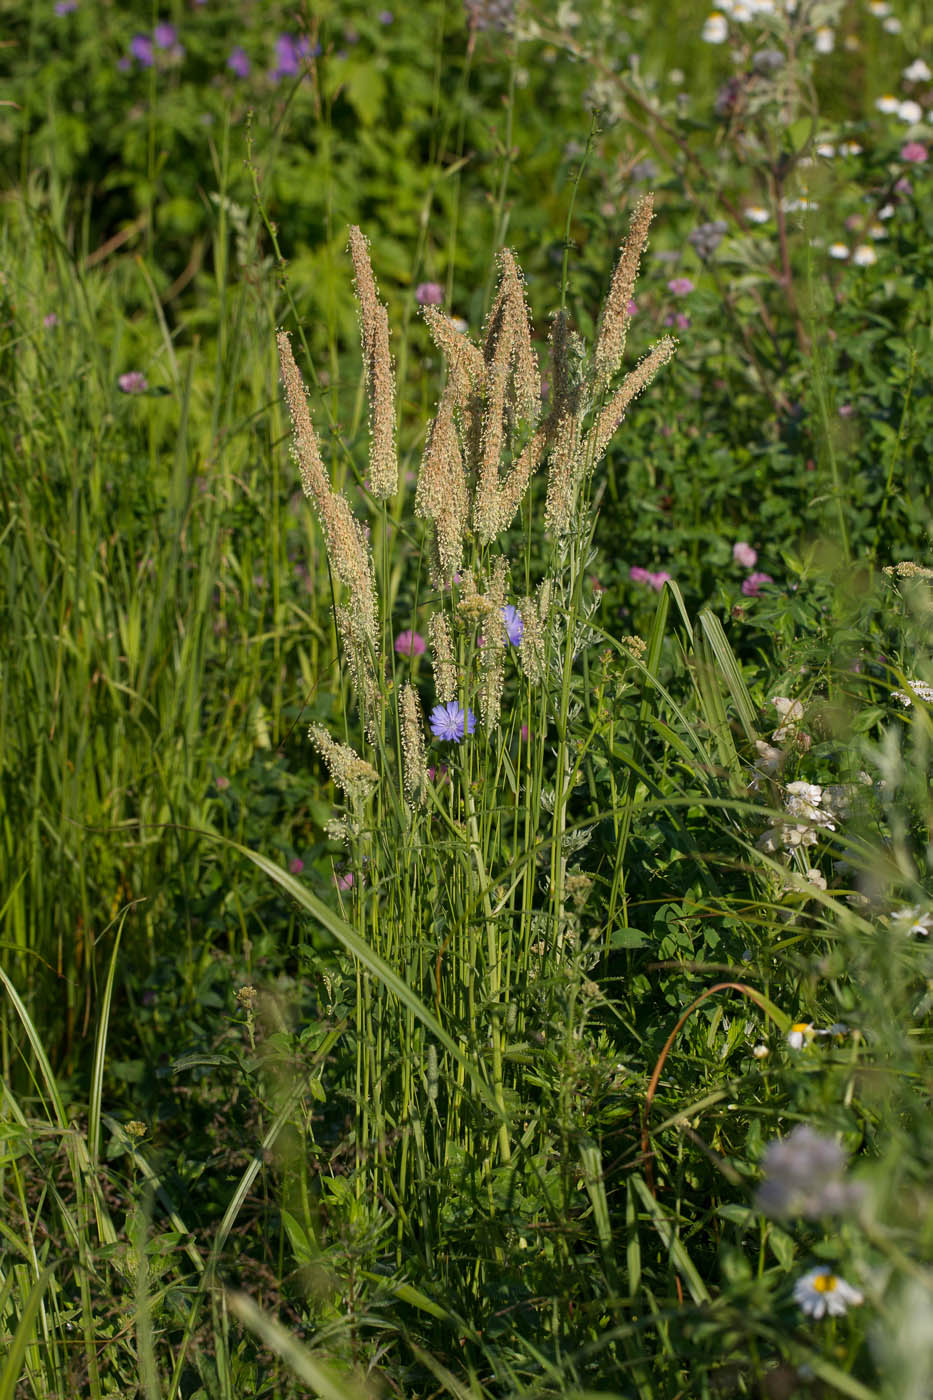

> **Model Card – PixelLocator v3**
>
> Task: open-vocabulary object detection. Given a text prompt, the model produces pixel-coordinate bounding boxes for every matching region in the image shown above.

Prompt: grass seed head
[428,611,457,703]
[593,193,654,396]
[348,225,398,498]
[416,382,468,585]
[400,682,428,808]
[584,335,677,473]
[309,724,379,801]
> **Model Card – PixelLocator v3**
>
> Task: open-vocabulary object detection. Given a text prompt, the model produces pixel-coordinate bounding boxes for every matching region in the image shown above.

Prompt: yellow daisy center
[813,1273,838,1293]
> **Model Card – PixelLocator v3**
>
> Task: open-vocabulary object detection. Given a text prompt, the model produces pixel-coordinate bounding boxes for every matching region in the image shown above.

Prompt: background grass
[2,1,933,1397]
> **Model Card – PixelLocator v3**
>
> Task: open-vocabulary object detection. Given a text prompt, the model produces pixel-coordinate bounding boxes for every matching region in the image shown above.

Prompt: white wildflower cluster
[770,695,809,748]
[892,681,933,707]
[875,94,924,124]
[758,780,838,853]
[756,1124,864,1218]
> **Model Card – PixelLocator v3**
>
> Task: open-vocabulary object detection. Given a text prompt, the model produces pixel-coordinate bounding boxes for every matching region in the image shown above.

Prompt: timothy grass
[2,1,933,1397]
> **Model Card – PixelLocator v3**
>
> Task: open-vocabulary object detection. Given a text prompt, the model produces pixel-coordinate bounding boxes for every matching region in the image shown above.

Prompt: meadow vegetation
[2,1,933,1396]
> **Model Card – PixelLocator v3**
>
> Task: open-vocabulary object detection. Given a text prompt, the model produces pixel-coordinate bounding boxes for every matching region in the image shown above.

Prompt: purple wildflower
[733,541,758,568]
[667,277,695,295]
[901,141,928,164]
[501,604,523,645]
[742,571,774,597]
[289,857,304,874]
[629,566,651,584]
[227,46,251,77]
[394,629,426,656]
[429,701,476,742]
[55,0,78,14]
[118,371,148,394]
[130,35,154,67]
[648,571,671,591]
[154,22,177,48]
[416,282,444,305]
[378,9,394,21]
[43,312,59,328]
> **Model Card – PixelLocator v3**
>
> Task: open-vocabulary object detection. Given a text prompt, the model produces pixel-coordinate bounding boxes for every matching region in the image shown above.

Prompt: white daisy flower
[829,242,850,259]
[787,1022,815,1049]
[839,140,863,155]
[890,907,933,936]
[876,94,900,114]
[794,1268,864,1318]
[878,203,895,219]
[868,0,891,15]
[702,12,728,42]
[884,15,902,33]
[903,59,932,82]
[852,245,877,266]
[898,99,924,124]
[814,27,834,54]
[816,142,836,157]
[745,205,770,223]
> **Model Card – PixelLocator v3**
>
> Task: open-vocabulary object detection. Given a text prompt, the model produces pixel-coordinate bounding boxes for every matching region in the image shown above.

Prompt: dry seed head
[309,724,379,801]
[457,569,495,625]
[498,249,539,426]
[517,593,545,683]
[415,382,468,585]
[277,331,331,508]
[621,634,647,659]
[348,225,398,498]
[400,683,428,808]
[883,560,933,579]
[584,336,677,473]
[593,194,654,396]
[428,611,457,703]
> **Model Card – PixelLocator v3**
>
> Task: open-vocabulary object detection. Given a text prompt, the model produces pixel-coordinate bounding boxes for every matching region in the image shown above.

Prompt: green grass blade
[0,1265,54,1400]
[226,1290,372,1400]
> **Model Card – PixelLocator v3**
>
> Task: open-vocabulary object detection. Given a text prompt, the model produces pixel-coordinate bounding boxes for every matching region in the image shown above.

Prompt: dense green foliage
[2,2,933,1397]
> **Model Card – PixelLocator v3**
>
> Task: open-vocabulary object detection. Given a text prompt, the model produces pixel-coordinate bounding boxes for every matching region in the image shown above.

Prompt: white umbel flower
[794,1267,864,1318]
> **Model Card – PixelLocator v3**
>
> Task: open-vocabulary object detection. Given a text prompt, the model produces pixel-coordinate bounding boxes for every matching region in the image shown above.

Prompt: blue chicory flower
[429,702,476,743]
[501,604,523,646]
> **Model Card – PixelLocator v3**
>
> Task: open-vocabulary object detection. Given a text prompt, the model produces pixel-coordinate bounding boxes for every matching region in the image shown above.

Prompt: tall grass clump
[262,208,675,1336]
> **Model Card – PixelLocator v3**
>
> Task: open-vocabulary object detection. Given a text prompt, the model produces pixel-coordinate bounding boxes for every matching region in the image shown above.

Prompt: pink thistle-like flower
[43,312,59,328]
[118,371,148,394]
[626,298,638,315]
[335,871,354,891]
[838,403,854,417]
[742,571,774,597]
[394,629,426,656]
[415,282,444,305]
[629,566,651,584]
[648,571,672,591]
[900,141,928,163]
[733,541,758,568]
[289,857,304,874]
[667,277,695,295]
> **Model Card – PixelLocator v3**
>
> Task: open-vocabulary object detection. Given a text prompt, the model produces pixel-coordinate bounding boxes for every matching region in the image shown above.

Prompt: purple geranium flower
[667,277,695,295]
[154,22,177,48]
[501,604,523,645]
[118,371,148,394]
[429,701,476,742]
[227,46,251,77]
[742,571,773,597]
[130,35,154,67]
[394,629,426,656]
[55,0,78,14]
